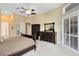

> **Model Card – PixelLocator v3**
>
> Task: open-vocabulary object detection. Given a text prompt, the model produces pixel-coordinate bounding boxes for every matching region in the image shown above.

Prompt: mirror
[44,22,55,32]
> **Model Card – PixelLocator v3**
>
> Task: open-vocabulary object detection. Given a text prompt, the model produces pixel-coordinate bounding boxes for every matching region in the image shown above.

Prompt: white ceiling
[0,3,63,16]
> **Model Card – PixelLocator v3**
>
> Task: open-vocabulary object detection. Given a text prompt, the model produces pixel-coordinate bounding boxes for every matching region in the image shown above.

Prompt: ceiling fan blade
[16,7,20,9]
[31,13,36,15]
[20,11,25,13]
[21,7,27,10]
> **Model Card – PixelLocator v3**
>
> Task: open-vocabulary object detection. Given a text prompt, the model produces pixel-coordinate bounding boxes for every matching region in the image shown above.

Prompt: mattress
[0,36,35,56]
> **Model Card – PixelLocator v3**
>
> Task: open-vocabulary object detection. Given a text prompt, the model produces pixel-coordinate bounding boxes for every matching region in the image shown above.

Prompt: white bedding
[0,36,35,56]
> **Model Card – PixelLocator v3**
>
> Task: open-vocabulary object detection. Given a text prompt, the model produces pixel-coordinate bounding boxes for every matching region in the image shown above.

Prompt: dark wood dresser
[40,31,56,44]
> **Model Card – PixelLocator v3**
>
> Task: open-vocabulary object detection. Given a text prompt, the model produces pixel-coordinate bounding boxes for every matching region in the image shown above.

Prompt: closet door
[19,22,25,34]
[25,23,31,35]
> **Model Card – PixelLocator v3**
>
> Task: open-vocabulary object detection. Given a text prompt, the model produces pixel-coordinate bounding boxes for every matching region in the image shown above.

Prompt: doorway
[1,22,9,38]
[25,23,31,35]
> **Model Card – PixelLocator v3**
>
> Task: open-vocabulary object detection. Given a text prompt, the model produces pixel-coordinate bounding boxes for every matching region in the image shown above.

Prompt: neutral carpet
[22,40,79,56]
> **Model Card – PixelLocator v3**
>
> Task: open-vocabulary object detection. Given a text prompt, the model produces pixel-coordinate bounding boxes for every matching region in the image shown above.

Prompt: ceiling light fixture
[26,9,32,15]
[16,3,36,16]
[25,3,32,15]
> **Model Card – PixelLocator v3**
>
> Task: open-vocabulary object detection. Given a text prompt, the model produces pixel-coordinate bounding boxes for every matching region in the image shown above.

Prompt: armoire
[31,24,40,39]
[62,3,79,54]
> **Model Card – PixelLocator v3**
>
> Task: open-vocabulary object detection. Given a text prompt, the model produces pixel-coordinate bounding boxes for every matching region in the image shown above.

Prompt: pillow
[0,36,5,43]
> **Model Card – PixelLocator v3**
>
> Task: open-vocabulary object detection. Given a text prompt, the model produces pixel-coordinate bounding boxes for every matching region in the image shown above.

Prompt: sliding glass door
[70,16,78,50]
[63,14,79,52]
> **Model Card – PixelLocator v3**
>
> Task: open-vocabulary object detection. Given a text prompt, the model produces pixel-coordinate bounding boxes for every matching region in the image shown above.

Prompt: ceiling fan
[16,4,36,16]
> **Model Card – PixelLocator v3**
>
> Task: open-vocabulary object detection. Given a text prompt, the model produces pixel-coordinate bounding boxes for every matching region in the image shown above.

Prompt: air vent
[65,3,79,12]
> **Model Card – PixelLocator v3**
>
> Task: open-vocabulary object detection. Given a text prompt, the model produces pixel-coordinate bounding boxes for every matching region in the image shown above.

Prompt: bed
[0,34,36,56]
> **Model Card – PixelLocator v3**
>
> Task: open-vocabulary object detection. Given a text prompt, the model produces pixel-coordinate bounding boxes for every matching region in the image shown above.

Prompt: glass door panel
[64,18,69,34]
[64,35,69,46]
[70,16,78,35]
[73,16,78,35]
[70,36,74,49]
[70,36,78,51]
[74,37,78,50]
[70,17,74,35]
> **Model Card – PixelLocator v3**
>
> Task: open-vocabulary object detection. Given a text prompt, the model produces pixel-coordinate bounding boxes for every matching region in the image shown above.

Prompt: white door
[19,22,25,34]
[25,23,31,35]
[1,22,9,38]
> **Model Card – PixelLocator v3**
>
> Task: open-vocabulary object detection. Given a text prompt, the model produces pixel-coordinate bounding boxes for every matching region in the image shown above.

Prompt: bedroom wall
[12,13,26,36]
[0,11,1,34]
[0,12,13,37]
[12,15,34,35]
[24,16,35,35]
[25,6,62,44]
[0,12,26,37]
[0,6,62,44]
